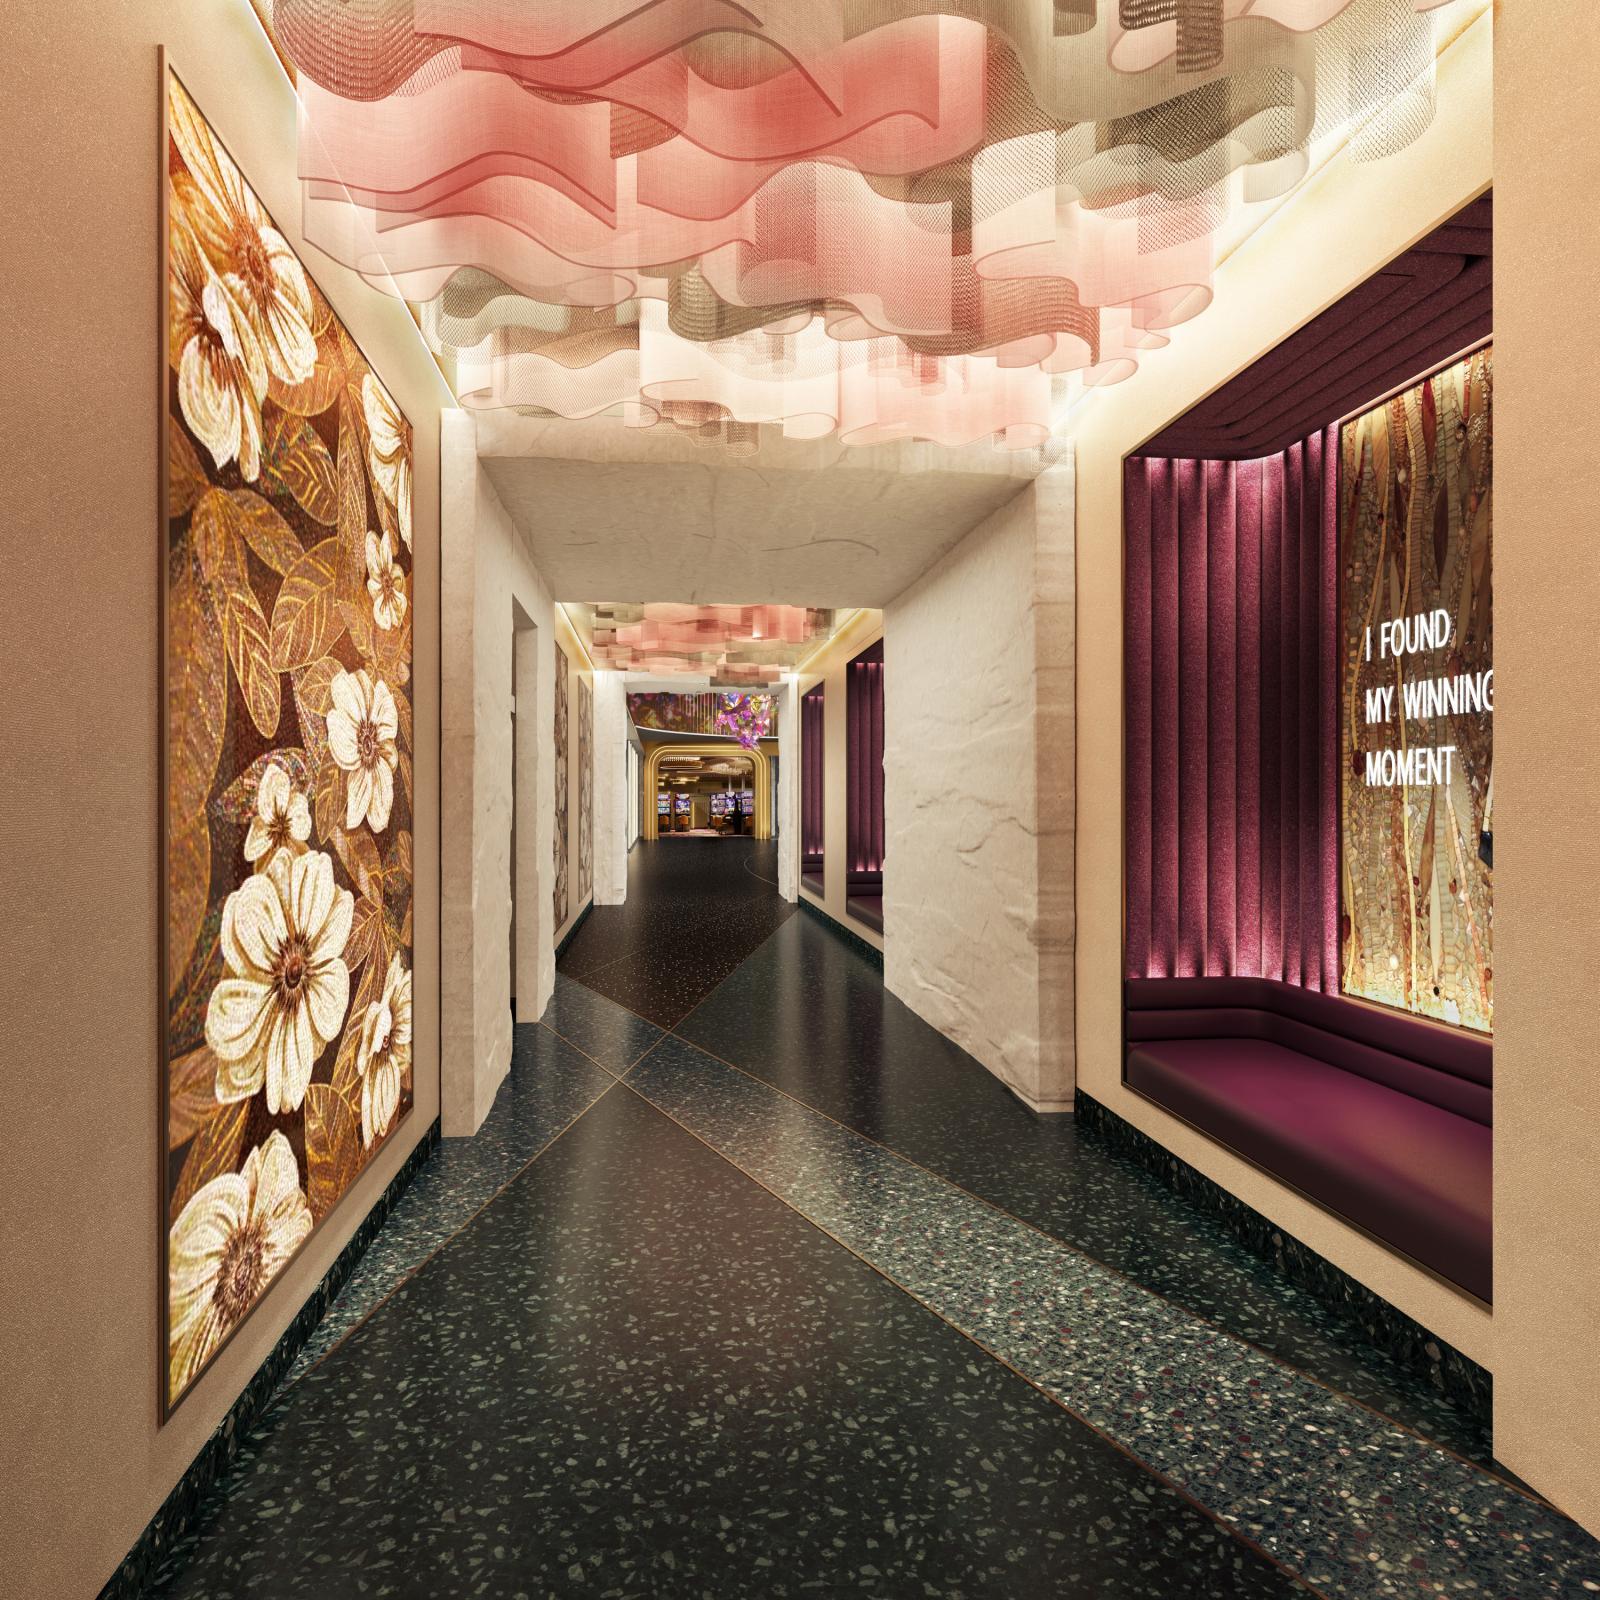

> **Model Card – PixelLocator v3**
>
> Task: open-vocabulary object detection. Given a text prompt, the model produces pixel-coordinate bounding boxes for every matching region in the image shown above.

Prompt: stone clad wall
[883,461,1075,1110]
[593,674,630,906]
[441,411,563,1135]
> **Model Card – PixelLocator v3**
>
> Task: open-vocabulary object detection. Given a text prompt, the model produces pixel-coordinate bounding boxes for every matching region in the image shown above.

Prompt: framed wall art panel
[1338,345,1493,1033]
[161,65,417,1416]
[554,644,570,928]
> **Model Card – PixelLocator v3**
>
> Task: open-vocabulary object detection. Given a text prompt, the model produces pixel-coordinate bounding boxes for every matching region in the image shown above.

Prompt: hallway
[151,847,1597,1598]
[17,7,1600,1594]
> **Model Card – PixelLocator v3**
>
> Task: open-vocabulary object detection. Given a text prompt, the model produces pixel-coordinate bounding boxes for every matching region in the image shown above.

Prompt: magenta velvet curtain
[847,639,886,890]
[801,684,826,872]
[1124,428,1339,989]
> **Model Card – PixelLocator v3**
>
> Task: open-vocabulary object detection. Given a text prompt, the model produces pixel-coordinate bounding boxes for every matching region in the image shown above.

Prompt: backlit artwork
[627,691,776,747]
[554,645,570,928]
[1339,347,1492,1032]
[162,71,415,1413]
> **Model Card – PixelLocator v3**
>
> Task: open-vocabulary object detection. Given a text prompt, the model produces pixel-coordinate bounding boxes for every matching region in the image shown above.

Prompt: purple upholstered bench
[1124,978,1492,1303]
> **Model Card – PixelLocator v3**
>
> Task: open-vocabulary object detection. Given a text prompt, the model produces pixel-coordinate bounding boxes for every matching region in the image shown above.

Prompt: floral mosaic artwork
[162,71,415,1413]
[627,691,776,748]
[1339,347,1492,1032]
[713,694,774,752]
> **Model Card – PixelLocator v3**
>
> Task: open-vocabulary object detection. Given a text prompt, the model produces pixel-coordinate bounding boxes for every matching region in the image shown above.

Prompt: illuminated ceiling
[570,603,838,682]
[261,0,1475,453]
[655,753,756,787]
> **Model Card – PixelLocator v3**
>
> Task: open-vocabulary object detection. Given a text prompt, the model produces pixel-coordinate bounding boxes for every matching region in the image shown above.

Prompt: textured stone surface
[150,853,1600,1600]
[775,677,799,902]
[477,412,1046,607]
[678,909,1496,1464]
[631,1041,1600,1600]
[592,672,629,906]
[285,1029,610,1386]
[882,459,1076,1110]
[1030,465,1078,1104]
[557,841,794,1028]
[158,1083,1317,1600]
[440,412,559,1134]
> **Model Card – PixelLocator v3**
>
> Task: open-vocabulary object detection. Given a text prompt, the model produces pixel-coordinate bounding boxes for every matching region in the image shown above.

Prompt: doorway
[652,751,758,837]
[511,601,540,1022]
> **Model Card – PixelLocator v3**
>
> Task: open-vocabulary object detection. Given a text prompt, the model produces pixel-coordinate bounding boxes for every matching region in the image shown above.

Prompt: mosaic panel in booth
[162,71,415,1414]
[578,679,594,903]
[554,645,570,929]
[1338,347,1492,1032]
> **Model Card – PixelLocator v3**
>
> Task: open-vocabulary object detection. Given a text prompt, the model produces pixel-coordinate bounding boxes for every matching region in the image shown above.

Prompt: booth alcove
[1125,979,1491,1301]
[1120,196,1493,1305]
[800,684,825,897]
[845,638,885,932]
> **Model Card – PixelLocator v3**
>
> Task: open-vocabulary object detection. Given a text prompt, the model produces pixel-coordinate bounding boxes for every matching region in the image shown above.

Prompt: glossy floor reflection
[555,838,794,1026]
[160,1086,1300,1600]
[154,844,1600,1598]
[675,913,1494,1465]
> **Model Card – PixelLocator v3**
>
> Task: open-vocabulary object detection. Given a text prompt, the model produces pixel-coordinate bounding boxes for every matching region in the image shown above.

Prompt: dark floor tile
[288,1025,612,1379]
[157,1086,1302,1600]
[540,971,663,1074]
[558,839,794,1025]
[562,951,746,1030]
[630,1037,1600,1600]
[677,913,1498,1465]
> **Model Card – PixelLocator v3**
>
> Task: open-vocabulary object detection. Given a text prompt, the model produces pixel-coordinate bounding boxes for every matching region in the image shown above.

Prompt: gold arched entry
[644,741,772,841]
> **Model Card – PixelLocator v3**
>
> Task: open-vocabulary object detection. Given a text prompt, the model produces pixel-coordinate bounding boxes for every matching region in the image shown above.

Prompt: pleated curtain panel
[1123,429,1340,990]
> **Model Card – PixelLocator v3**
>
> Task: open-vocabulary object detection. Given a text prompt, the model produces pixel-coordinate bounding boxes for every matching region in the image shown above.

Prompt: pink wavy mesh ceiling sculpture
[579,603,836,682]
[271,0,1453,449]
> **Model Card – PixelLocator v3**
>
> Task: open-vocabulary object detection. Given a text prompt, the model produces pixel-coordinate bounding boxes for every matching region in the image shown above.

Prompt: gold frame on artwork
[157,50,418,1420]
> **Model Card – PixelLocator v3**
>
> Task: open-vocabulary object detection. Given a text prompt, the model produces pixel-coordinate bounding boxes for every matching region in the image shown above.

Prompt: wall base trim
[797,894,884,971]
[1013,1091,1075,1115]
[554,899,594,961]
[100,1121,441,1600]
[1074,1090,1491,1428]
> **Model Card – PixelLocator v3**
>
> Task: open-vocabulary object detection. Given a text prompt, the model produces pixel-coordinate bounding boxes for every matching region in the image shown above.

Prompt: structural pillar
[593,673,629,905]
[777,677,799,901]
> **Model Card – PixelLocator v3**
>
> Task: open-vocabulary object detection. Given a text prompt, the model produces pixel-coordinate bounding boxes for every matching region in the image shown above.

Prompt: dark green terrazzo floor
[153,842,1600,1599]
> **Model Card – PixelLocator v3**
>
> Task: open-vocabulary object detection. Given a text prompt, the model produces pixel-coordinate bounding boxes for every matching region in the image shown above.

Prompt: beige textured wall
[1492,1,1600,1536]
[440,412,559,1134]
[798,611,886,952]
[1071,16,1493,1364]
[592,673,629,906]
[0,4,448,1595]
[882,463,1075,1110]
[776,678,801,900]
[1033,464,1078,1112]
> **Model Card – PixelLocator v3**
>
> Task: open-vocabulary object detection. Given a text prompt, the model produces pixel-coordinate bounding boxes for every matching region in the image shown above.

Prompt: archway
[643,740,773,841]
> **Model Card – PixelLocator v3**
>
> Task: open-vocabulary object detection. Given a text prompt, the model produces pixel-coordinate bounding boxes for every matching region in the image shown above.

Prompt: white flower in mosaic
[358,952,413,1149]
[362,374,413,552]
[170,80,316,388]
[169,214,268,481]
[365,528,408,633]
[205,849,353,1114]
[326,668,400,833]
[244,763,311,867]
[168,1131,312,1394]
